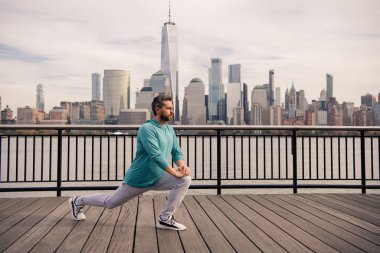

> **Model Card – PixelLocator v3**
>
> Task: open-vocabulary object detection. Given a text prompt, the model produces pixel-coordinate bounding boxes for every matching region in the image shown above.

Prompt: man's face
[157,100,174,122]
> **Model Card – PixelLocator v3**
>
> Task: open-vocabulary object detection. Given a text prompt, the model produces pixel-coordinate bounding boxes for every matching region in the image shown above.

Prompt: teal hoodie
[124,119,184,188]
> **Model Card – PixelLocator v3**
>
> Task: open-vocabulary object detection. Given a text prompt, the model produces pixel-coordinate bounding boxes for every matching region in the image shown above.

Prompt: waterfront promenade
[1,193,380,252]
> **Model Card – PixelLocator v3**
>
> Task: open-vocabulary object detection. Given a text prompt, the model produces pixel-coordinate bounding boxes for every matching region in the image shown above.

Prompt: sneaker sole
[156,222,186,231]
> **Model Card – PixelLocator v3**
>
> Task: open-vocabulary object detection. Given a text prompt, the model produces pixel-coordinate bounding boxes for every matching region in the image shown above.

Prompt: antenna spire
[169,0,171,23]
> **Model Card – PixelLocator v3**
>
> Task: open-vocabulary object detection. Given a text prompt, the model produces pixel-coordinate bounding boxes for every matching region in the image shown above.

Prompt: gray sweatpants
[77,172,191,220]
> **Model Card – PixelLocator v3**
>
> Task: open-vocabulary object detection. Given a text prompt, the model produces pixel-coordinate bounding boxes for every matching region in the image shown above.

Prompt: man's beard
[160,114,173,122]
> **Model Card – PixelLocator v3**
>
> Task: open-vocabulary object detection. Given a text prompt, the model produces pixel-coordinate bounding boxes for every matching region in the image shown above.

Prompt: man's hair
[152,94,173,116]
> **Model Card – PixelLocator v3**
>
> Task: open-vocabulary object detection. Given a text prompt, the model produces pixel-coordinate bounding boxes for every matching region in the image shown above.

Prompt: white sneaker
[69,196,86,220]
[156,215,186,231]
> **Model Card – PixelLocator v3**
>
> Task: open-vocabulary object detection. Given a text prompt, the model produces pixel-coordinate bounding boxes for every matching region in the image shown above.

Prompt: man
[69,94,191,230]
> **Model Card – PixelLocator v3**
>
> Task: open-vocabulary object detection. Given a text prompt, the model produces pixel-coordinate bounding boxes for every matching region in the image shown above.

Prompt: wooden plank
[0,197,39,223]
[108,197,138,253]
[369,194,380,200]
[174,196,209,253]
[253,195,366,253]
[0,198,21,212]
[134,195,158,253]
[194,195,260,253]
[4,198,70,253]
[273,195,380,249]
[56,205,104,253]
[305,195,380,226]
[183,196,235,252]
[30,205,90,253]
[295,194,380,235]
[0,197,64,252]
[330,194,380,212]
[353,194,380,206]
[0,198,50,235]
[154,194,184,252]
[208,195,287,253]
[232,195,328,253]
[81,206,121,253]
[320,194,380,217]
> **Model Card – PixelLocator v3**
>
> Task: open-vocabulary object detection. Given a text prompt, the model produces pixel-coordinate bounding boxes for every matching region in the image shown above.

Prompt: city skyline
[0,0,379,111]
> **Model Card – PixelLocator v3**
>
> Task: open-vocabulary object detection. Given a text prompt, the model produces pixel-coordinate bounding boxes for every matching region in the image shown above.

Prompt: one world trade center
[161,2,179,122]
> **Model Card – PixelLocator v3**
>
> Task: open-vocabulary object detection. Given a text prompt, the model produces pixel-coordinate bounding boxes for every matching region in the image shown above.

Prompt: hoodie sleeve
[139,124,169,170]
[170,127,184,163]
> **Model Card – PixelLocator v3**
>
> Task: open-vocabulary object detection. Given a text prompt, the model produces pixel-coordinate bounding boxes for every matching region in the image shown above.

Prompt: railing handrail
[1,124,380,131]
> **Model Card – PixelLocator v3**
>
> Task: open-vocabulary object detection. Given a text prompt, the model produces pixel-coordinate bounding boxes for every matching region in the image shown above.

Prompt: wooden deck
[0,194,380,252]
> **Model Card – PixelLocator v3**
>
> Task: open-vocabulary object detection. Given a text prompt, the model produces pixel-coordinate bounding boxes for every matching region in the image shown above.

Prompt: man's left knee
[182,175,191,186]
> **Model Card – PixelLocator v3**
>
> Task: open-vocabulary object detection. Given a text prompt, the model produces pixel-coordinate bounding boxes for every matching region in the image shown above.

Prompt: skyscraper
[208,58,224,122]
[92,73,101,101]
[326,73,333,103]
[269,70,274,106]
[182,78,206,125]
[36,84,45,111]
[149,70,170,94]
[361,93,376,108]
[275,87,281,106]
[242,83,249,124]
[226,82,242,124]
[161,2,179,121]
[228,64,241,83]
[103,70,130,119]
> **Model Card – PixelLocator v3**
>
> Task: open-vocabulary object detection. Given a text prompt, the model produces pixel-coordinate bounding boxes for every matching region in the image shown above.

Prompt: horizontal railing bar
[1,124,380,131]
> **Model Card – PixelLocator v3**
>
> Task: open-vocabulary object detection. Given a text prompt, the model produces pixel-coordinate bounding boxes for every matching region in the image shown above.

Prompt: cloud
[0,43,50,62]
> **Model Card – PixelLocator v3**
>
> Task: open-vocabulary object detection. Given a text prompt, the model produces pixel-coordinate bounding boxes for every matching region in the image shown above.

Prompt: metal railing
[0,125,379,195]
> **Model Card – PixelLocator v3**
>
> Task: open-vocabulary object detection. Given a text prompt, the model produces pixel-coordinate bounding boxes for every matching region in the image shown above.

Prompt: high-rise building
[161,4,179,121]
[269,70,274,106]
[327,97,342,126]
[251,85,268,125]
[136,87,157,118]
[103,70,130,119]
[119,109,150,125]
[92,73,101,101]
[275,87,281,107]
[49,106,68,122]
[353,104,371,126]
[288,83,296,119]
[90,100,105,124]
[251,104,262,125]
[1,106,14,124]
[60,101,72,122]
[326,74,333,103]
[182,78,206,125]
[342,102,355,126]
[373,102,380,126]
[149,70,169,94]
[226,82,241,124]
[208,58,224,122]
[361,93,376,108]
[285,88,289,110]
[251,85,268,108]
[242,83,249,124]
[269,106,282,125]
[17,106,37,124]
[36,84,45,111]
[233,107,244,125]
[228,64,241,83]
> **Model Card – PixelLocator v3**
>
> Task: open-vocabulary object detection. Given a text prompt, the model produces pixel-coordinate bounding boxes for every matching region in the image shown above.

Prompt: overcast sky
[0,0,379,112]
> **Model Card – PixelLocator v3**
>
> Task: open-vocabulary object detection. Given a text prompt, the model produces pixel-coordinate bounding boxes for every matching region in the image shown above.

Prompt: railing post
[292,129,298,194]
[360,130,366,194]
[57,129,63,197]
[217,129,221,195]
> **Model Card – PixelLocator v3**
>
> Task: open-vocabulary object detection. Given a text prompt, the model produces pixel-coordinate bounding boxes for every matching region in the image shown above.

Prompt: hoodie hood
[146,118,166,128]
